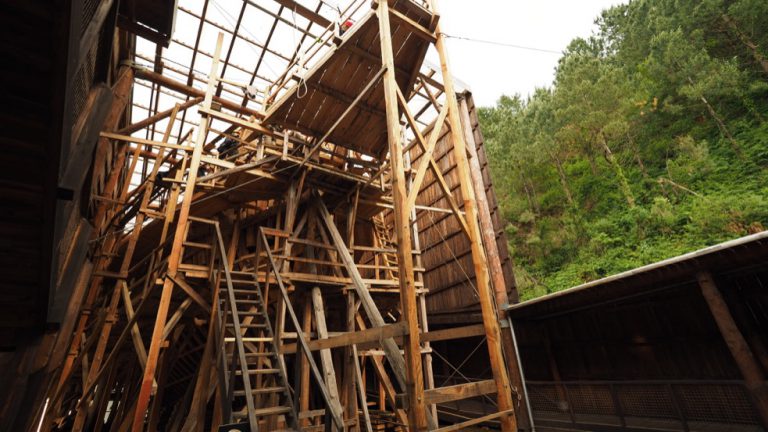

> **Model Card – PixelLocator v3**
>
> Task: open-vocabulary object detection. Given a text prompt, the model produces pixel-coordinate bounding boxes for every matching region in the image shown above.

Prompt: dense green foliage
[479,0,768,300]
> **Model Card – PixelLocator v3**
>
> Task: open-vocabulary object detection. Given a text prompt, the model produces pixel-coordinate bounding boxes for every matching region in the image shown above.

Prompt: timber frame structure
[0,1,526,431]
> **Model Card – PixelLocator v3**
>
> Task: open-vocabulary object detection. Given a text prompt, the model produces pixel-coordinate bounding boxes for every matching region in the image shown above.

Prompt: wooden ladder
[216,255,298,432]
[372,215,399,281]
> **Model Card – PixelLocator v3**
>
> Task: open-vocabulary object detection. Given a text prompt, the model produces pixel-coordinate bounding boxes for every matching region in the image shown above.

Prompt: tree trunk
[627,133,649,178]
[721,14,768,76]
[548,151,575,206]
[687,76,744,159]
[600,132,635,207]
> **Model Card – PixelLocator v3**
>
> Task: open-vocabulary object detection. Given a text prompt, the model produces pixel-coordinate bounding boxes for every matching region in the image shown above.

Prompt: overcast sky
[427,0,626,107]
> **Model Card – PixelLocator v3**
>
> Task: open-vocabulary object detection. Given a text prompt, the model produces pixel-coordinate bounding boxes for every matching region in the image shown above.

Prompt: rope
[291,5,309,99]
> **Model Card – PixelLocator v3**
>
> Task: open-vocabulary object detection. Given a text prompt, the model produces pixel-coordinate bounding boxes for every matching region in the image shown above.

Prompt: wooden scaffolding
[31,1,524,431]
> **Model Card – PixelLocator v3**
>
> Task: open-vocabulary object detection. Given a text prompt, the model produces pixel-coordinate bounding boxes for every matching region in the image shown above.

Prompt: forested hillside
[479,0,768,300]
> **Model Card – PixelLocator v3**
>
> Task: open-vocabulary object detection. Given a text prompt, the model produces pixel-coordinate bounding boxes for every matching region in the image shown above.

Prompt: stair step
[235,368,280,375]
[244,352,273,357]
[235,311,264,316]
[225,337,272,343]
[183,241,212,249]
[235,299,262,305]
[223,289,257,295]
[232,405,292,419]
[232,386,286,396]
[229,279,258,285]
[225,323,267,328]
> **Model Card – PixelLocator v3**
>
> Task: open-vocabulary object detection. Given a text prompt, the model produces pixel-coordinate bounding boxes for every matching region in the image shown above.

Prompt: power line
[440,33,562,55]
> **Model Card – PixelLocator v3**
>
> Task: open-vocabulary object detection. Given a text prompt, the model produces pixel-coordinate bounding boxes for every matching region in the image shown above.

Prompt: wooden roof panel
[264,4,433,155]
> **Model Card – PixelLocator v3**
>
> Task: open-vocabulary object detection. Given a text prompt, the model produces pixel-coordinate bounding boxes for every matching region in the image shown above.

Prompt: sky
[427,0,626,107]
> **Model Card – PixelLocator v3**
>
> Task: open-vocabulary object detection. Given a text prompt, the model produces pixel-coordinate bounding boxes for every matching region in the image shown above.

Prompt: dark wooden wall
[412,92,517,318]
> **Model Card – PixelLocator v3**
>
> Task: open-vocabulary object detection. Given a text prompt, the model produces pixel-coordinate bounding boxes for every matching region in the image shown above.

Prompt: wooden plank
[313,197,410,394]
[434,26,517,432]
[169,274,211,312]
[299,67,386,167]
[272,0,331,28]
[100,131,194,152]
[280,322,408,354]
[311,287,344,424]
[396,86,469,237]
[377,1,429,429]
[131,33,226,432]
[258,229,345,430]
[433,409,516,432]
[423,379,496,405]
[406,103,448,211]
[698,271,768,427]
[117,97,203,135]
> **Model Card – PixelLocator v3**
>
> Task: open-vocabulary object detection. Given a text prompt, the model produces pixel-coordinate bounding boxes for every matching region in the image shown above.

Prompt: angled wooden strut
[131,32,225,432]
[434,21,518,432]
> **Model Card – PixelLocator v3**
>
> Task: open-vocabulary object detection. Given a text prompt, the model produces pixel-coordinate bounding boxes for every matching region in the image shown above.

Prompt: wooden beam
[131,33,225,432]
[101,131,194,152]
[423,379,496,405]
[299,67,386,167]
[406,103,448,211]
[313,197,409,394]
[396,86,468,237]
[168,274,211,312]
[433,409,515,432]
[280,322,408,354]
[272,0,332,28]
[698,271,768,428]
[311,287,344,424]
[434,26,517,432]
[459,96,531,429]
[117,97,203,135]
[377,1,428,429]
[134,67,264,119]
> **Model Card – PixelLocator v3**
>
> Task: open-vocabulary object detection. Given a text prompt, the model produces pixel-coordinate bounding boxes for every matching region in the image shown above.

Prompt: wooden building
[507,232,768,432]
[0,1,524,431]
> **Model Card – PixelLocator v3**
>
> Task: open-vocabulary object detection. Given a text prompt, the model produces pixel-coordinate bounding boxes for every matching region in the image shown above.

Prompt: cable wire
[440,32,562,55]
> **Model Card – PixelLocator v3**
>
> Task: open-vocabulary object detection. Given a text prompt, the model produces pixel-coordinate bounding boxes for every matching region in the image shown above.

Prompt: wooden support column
[131,33,225,431]
[458,96,530,430]
[311,286,344,423]
[698,271,768,428]
[434,24,518,432]
[376,1,427,430]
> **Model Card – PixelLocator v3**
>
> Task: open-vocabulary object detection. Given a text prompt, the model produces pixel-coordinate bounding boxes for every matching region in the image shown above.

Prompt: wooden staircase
[215,235,298,432]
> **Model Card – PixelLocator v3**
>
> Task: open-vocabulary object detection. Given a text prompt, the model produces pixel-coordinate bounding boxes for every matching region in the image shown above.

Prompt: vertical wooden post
[312,286,344,423]
[698,271,768,428]
[131,32,225,431]
[459,96,530,429]
[434,23,518,432]
[376,1,427,430]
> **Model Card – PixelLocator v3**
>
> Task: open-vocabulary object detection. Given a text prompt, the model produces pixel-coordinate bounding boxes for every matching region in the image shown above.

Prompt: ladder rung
[232,386,285,396]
